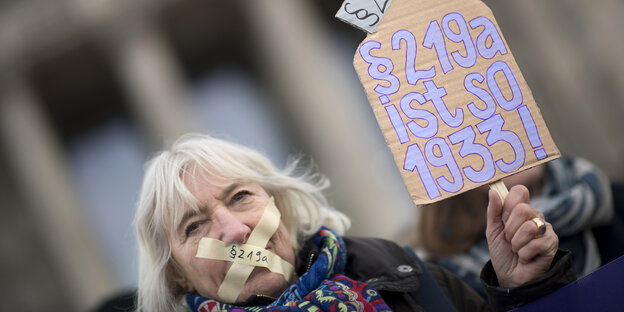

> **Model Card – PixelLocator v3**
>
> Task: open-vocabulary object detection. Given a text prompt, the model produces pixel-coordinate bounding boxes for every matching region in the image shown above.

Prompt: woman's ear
[167,260,195,293]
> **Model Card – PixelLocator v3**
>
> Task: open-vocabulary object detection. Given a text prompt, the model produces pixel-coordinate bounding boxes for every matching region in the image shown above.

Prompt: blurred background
[0,0,622,311]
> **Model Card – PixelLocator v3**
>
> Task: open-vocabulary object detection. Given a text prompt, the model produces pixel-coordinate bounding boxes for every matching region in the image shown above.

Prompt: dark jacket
[296,236,575,312]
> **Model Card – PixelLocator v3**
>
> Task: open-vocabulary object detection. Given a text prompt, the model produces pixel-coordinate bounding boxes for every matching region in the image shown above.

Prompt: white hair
[134,133,350,312]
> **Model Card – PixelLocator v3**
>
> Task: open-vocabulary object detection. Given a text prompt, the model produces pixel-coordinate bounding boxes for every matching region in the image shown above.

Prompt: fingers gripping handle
[489,180,508,203]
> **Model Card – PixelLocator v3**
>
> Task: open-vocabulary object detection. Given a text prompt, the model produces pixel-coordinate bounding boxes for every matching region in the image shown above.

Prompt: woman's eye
[232,191,250,203]
[185,222,201,236]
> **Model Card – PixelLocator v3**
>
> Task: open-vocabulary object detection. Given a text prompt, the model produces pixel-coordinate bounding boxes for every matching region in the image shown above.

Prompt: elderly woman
[134,133,575,312]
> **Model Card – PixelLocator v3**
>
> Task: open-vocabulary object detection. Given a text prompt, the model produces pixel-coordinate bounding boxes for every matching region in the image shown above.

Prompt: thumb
[486,188,504,236]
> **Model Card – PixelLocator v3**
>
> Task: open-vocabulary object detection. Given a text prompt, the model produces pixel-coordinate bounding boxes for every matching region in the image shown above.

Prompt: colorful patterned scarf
[186,227,391,312]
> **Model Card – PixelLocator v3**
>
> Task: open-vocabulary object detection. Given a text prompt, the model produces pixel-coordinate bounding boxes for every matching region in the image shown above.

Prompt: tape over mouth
[194,197,294,303]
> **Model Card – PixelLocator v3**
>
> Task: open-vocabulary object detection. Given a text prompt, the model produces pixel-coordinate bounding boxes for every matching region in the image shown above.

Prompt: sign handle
[489,180,508,202]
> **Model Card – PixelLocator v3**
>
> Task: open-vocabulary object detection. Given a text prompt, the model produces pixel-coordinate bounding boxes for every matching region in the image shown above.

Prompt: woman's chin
[236,268,290,302]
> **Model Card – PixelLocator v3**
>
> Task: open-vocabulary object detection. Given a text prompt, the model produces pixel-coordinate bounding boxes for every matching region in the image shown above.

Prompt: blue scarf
[186,227,391,311]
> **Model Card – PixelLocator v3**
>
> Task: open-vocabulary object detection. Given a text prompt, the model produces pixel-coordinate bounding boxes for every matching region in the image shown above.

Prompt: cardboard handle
[489,180,508,202]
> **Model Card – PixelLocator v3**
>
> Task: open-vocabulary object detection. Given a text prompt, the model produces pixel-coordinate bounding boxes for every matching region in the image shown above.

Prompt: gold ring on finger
[531,217,546,237]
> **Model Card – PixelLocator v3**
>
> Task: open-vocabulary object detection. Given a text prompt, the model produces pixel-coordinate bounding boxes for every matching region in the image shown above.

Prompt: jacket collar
[297,235,422,293]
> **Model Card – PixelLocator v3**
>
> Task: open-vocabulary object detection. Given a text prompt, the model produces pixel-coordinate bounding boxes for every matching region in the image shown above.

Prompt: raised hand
[486,185,559,287]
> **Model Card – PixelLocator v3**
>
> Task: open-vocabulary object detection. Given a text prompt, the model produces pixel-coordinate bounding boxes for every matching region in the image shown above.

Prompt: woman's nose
[212,208,251,244]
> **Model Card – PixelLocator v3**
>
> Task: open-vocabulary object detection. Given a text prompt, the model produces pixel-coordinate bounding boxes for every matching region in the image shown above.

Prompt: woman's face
[168,174,295,302]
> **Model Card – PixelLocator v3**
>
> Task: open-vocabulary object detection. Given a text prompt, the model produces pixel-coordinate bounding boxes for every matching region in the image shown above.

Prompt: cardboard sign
[335,0,394,33]
[349,0,560,205]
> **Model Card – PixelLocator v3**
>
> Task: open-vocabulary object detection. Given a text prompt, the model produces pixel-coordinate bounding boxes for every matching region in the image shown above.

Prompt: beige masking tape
[195,197,293,303]
[217,263,252,302]
[244,197,281,247]
[216,197,282,302]
[196,239,295,278]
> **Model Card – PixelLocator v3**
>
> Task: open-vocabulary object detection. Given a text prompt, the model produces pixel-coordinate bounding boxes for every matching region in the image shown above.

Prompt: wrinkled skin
[486,185,559,287]
[168,175,295,302]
